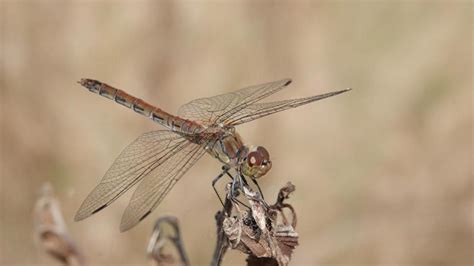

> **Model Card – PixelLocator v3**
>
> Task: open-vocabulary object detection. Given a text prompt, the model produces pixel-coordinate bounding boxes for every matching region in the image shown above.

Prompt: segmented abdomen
[78,79,203,135]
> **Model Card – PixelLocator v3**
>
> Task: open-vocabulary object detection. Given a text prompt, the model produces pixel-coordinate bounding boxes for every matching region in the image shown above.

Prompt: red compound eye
[247,151,263,166]
[256,146,270,160]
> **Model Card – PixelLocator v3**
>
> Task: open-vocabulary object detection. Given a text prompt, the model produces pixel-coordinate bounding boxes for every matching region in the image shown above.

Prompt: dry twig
[34,183,85,266]
[34,180,296,266]
[147,216,190,266]
[212,182,298,266]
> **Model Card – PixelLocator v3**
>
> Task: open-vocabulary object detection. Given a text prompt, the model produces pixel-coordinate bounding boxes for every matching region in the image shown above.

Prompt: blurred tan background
[1,1,472,265]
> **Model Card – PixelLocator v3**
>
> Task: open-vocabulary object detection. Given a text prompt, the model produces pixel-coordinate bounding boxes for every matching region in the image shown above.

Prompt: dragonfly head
[241,146,272,179]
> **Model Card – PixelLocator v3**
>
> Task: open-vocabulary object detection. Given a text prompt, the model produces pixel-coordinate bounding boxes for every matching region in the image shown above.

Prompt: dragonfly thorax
[204,127,244,166]
[203,126,272,179]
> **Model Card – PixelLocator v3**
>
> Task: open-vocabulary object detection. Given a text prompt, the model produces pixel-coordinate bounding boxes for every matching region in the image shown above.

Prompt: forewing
[75,130,187,221]
[178,79,292,125]
[120,142,206,231]
[225,89,351,126]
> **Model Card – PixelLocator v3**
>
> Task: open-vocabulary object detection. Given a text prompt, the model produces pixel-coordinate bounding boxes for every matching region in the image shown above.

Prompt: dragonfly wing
[225,89,351,126]
[120,142,206,231]
[177,79,292,125]
[74,130,188,221]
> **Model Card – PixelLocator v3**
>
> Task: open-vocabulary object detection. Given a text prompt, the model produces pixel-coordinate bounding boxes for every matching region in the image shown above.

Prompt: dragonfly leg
[239,173,250,187]
[242,174,268,208]
[212,165,231,208]
[235,168,263,199]
[230,173,247,198]
[251,178,265,200]
[225,172,250,210]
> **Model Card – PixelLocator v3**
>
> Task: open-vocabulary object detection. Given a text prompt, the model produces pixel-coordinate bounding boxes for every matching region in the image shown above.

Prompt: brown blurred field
[1,1,472,265]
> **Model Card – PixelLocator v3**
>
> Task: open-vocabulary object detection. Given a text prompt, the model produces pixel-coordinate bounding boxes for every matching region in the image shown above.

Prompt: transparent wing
[224,89,351,126]
[120,142,206,231]
[75,130,189,221]
[178,79,292,125]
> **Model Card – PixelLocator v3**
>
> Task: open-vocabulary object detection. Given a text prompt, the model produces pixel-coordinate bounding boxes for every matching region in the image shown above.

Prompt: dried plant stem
[35,181,297,266]
[211,182,298,266]
[211,196,234,266]
[34,183,86,266]
[147,216,190,266]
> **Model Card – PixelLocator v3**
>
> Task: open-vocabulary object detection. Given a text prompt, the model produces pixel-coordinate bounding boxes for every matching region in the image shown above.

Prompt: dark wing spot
[284,79,292,86]
[139,210,152,221]
[92,204,108,215]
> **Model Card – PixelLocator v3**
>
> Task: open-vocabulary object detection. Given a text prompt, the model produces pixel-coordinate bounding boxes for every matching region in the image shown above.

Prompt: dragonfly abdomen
[78,79,202,134]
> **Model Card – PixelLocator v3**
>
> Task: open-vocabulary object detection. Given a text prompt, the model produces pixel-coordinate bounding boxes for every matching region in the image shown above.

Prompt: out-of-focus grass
[1,1,472,265]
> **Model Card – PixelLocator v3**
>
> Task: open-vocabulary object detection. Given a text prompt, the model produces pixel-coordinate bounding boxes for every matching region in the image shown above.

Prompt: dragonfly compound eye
[247,151,263,167]
[242,146,272,179]
[256,146,270,160]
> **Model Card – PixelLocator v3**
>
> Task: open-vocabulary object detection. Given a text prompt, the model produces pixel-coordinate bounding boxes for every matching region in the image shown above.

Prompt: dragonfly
[74,78,351,231]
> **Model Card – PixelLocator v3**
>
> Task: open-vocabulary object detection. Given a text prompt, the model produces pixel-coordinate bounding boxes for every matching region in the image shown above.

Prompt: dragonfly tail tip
[77,79,88,87]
